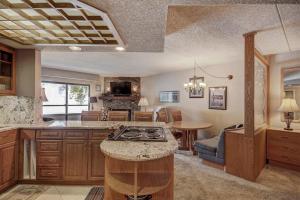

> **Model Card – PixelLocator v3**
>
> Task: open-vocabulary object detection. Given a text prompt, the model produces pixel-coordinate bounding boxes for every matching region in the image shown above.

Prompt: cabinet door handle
[280,136,289,139]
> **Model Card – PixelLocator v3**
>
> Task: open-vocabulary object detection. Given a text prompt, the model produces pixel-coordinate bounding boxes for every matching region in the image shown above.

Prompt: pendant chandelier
[184,61,233,92]
[184,62,206,92]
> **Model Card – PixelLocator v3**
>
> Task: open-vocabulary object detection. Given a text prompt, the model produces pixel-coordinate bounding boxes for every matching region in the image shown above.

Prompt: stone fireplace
[101,77,141,120]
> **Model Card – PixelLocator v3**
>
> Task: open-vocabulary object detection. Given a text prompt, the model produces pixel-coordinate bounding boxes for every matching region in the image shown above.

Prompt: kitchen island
[0,121,178,197]
[100,126,178,200]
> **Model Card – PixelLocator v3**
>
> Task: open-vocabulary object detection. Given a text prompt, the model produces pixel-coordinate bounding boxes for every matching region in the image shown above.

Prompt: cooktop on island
[108,125,167,142]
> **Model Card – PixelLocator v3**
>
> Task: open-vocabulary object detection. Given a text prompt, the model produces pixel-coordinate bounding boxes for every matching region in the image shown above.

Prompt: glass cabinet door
[0,47,15,95]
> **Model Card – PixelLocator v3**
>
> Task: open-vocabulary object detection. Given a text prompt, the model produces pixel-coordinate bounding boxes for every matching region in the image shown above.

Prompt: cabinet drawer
[0,130,17,145]
[37,167,62,180]
[37,141,62,153]
[89,129,110,140]
[36,130,62,140]
[268,140,300,155]
[267,131,300,145]
[268,153,300,166]
[63,130,88,140]
[37,155,62,167]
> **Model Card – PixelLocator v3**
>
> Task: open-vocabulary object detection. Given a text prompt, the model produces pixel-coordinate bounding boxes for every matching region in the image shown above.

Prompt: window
[42,82,90,120]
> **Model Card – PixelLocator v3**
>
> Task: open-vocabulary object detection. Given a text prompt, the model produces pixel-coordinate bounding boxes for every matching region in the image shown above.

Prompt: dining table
[167,121,213,155]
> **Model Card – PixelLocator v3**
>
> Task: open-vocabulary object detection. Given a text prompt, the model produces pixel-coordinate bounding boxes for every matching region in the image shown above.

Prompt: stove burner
[122,132,142,139]
[145,128,159,133]
[146,132,161,139]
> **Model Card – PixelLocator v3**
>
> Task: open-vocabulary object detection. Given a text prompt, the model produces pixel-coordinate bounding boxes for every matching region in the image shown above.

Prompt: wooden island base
[104,155,174,200]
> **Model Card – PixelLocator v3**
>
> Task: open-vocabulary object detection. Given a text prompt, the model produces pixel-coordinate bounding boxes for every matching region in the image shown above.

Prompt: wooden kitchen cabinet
[0,44,16,96]
[63,140,88,181]
[0,129,18,192]
[22,128,109,184]
[88,140,105,181]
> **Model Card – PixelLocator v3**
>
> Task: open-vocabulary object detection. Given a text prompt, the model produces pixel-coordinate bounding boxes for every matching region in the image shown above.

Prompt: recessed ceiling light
[69,46,82,51]
[115,46,125,51]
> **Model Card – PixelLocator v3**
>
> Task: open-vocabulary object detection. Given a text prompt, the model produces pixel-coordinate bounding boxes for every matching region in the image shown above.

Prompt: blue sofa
[194,124,243,165]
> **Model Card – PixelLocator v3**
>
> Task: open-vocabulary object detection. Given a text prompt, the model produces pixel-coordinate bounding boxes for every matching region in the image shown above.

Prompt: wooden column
[244,32,256,137]
[226,32,269,182]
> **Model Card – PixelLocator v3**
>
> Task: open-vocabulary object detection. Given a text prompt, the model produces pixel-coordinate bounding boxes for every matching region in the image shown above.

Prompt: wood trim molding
[254,49,269,67]
[244,32,256,136]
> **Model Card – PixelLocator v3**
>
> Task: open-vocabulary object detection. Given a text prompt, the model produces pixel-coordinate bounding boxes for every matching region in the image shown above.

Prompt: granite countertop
[0,120,166,131]
[0,120,178,161]
[100,127,178,162]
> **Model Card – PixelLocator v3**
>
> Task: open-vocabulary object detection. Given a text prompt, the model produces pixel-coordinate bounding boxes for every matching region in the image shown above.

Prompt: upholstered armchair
[194,124,243,165]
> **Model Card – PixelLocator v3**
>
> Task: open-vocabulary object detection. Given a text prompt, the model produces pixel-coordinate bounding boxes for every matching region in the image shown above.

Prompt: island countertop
[100,127,178,161]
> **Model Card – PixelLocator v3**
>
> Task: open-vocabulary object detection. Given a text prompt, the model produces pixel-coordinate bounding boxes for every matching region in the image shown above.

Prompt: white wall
[141,60,244,135]
[15,49,42,123]
[269,50,300,129]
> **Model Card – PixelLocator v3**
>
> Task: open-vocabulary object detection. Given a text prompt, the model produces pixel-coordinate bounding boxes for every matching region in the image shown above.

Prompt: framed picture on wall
[160,91,180,103]
[189,77,205,98]
[209,86,227,110]
[95,84,101,92]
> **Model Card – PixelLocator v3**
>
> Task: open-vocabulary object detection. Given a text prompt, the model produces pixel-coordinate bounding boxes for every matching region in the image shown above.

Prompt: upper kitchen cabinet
[0,44,16,96]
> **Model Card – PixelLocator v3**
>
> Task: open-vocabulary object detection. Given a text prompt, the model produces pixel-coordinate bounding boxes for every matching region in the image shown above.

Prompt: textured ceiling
[41,3,300,77]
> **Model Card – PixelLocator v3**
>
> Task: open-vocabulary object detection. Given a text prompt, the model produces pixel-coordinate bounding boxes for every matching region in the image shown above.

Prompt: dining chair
[156,108,169,123]
[107,111,129,121]
[81,111,101,121]
[134,111,153,122]
[170,110,182,122]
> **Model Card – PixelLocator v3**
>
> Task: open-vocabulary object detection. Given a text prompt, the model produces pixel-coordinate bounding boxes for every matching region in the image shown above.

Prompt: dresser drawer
[267,130,300,145]
[89,129,110,140]
[63,130,88,140]
[268,140,300,155]
[37,141,62,153]
[0,130,17,145]
[37,155,62,167]
[267,129,300,169]
[37,167,62,180]
[36,130,62,140]
[268,152,300,166]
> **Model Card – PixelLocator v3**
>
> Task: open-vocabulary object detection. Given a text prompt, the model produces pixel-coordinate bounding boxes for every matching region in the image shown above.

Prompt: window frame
[42,81,90,120]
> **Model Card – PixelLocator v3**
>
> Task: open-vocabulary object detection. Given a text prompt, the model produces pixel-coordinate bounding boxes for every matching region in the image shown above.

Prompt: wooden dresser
[267,128,300,171]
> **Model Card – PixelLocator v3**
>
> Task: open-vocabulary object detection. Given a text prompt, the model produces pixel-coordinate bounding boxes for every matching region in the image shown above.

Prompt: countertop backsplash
[0,96,34,124]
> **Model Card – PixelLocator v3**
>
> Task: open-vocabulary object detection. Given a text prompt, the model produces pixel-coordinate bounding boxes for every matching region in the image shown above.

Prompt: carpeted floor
[1,154,300,200]
[174,154,300,200]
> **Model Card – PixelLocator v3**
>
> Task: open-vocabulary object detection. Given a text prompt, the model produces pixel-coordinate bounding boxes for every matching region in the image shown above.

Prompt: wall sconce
[132,86,138,92]
[106,87,111,92]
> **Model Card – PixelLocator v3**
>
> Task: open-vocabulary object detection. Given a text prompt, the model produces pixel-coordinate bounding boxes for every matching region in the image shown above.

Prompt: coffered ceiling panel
[0,0,124,46]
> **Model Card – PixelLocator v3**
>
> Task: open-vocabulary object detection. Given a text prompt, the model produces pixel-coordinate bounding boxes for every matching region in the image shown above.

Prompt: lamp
[278,98,299,130]
[138,97,149,112]
[90,97,98,111]
[41,88,48,102]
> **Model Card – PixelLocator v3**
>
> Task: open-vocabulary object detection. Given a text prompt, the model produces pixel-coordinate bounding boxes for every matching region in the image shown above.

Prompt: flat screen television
[110,81,132,96]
